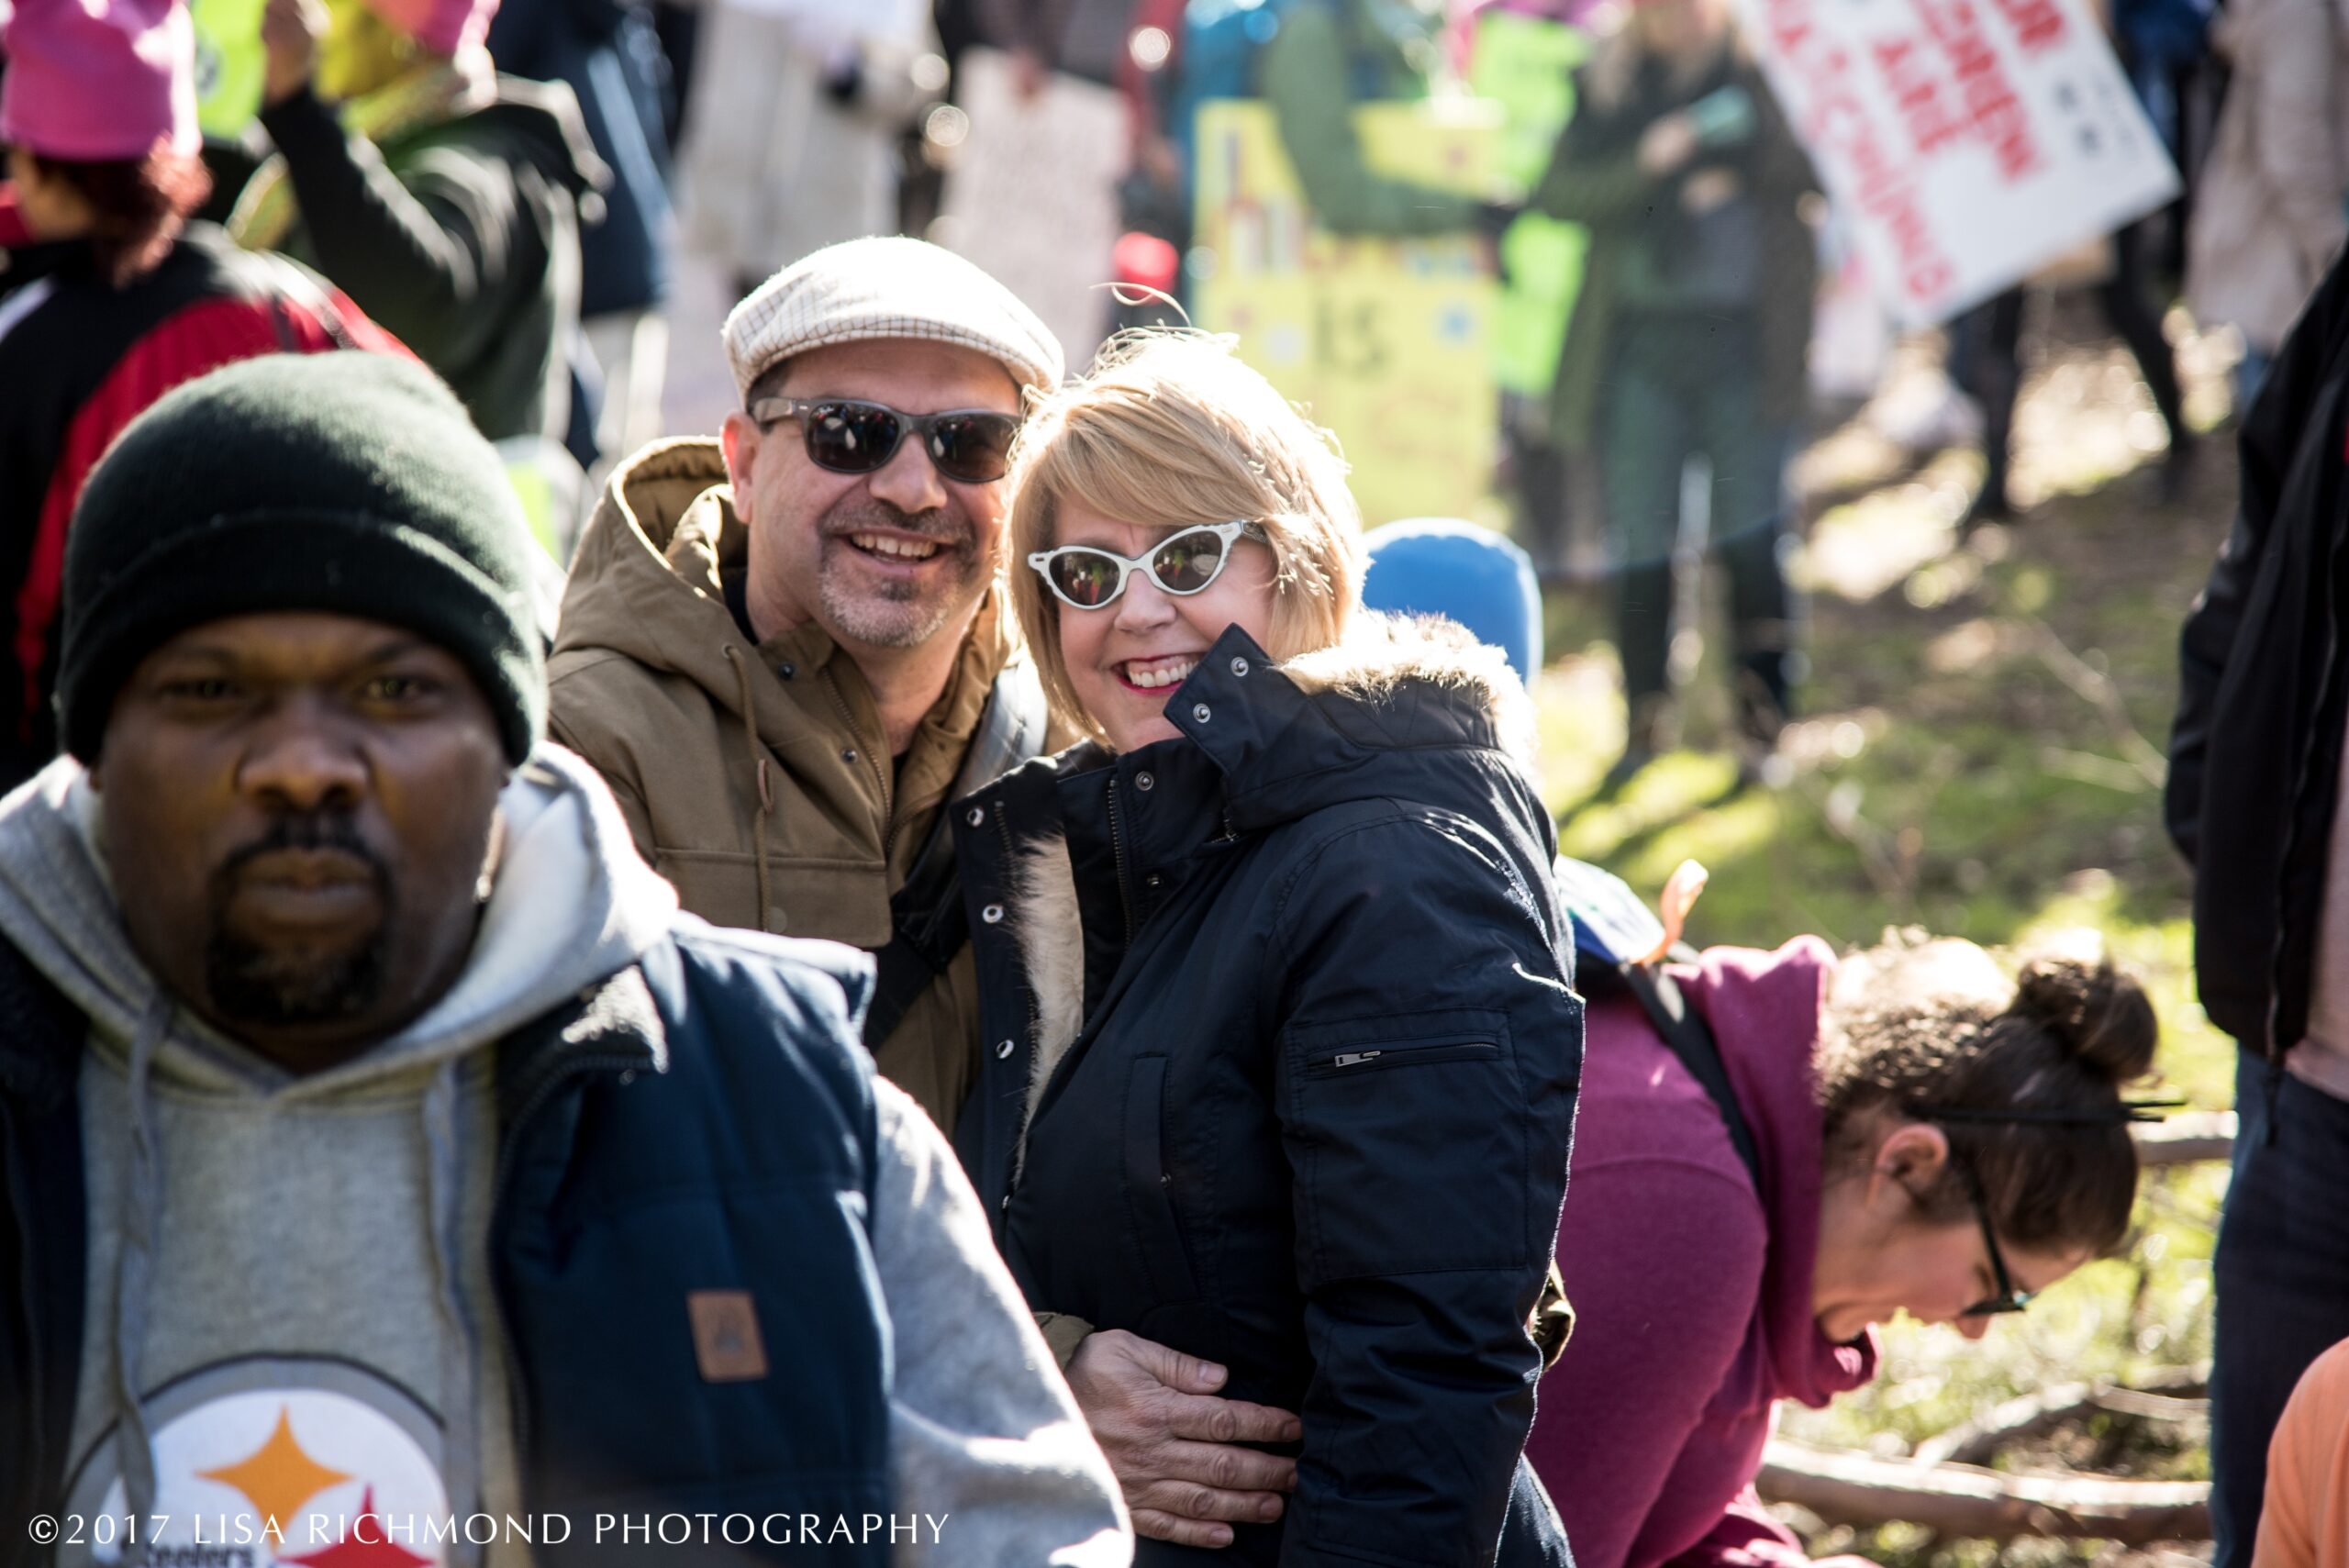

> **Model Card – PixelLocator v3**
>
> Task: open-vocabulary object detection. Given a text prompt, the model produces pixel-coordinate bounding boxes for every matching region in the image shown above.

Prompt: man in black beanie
[0,352,1126,1564]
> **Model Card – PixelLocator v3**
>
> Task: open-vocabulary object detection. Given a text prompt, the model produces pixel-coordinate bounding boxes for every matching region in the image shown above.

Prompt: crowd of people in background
[5,0,2349,1563]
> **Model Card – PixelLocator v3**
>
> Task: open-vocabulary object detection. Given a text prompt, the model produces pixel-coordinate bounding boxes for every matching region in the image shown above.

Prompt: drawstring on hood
[111,994,171,1558]
[0,745,676,1541]
[726,643,775,933]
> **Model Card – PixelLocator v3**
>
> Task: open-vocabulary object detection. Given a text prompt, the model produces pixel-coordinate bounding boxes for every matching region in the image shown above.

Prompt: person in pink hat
[213,0,606,446]
[0,0,406,791]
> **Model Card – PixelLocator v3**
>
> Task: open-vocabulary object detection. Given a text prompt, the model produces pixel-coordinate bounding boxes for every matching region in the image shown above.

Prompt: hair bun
[2009,957,2157,1084]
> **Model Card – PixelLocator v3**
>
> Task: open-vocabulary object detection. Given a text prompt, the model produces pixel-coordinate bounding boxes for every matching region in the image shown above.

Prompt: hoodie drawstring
[421,1059,484,1565]
[726,645,775,933]
[112,993,174,1567]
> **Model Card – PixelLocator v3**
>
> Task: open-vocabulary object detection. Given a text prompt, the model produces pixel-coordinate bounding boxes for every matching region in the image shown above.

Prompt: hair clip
[1909,1096,2187,1128]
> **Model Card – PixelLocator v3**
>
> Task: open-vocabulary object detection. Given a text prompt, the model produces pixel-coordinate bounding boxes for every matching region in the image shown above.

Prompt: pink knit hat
[0,0,201,161]
[359,0,498,58]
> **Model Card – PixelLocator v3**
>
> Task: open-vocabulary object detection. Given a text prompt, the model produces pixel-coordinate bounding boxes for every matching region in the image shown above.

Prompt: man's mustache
[214,814,394,891]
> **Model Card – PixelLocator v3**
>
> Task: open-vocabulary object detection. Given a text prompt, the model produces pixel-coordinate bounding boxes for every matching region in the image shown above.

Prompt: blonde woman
[951,332,1581,1567]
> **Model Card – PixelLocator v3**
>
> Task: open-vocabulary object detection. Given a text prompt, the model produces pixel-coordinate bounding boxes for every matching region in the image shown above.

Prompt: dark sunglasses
[1955,1158,2032,1318]
[750,395,1019,484]
[1028,521,1263,609]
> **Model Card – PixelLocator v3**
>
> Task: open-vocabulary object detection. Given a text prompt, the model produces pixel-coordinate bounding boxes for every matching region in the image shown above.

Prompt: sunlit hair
[1815,931,2158,1259]
[30,140,212,287]
[1005,329,1365,739]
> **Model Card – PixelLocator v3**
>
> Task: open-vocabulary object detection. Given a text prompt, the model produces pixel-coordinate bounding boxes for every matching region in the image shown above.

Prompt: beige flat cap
[722,236,1066,402]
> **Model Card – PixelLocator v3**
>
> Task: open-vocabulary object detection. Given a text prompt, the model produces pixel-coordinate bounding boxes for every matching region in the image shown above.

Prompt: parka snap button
[1230,656,1250,676]
[967,806,985,826]
[1135,771,1154,792]
[778,662,796,679]
[996,1039,1015,1060]
[1192,704,1212,724]
[841,748,858,764]
[983,903,1006,924]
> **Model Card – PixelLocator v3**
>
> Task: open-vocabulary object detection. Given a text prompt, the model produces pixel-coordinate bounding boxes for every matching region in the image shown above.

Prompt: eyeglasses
[750,395,1020,484]
[1955,1158,2032,1318]
[1028,521,1263,609]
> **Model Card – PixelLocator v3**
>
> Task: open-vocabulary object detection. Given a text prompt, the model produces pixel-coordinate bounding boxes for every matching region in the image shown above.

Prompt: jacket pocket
[1122,1056,1203,1305]
[1283,1010,1531,1284]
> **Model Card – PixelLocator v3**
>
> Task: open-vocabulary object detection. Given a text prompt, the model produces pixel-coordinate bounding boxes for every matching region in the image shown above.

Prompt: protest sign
[1190,97,1500,525]
[941,49,1125,378]
[1735,0,2178,324]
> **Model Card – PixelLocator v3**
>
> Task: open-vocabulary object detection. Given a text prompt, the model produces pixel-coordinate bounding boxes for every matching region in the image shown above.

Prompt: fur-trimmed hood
[968,611,1551,1180]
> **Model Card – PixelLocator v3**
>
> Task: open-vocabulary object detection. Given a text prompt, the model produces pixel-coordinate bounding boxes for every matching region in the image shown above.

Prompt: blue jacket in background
[489,0,674,317]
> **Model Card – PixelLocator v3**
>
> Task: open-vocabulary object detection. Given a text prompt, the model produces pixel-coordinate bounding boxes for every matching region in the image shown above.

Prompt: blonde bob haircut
[1006,329,1366,737]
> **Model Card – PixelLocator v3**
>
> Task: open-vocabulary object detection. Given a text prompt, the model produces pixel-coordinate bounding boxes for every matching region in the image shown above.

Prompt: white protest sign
[941,48,1126,377]
[1737,0,2179,325]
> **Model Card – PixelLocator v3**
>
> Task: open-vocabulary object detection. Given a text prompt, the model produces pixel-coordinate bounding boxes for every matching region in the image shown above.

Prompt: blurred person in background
[487,0,676,472]
[230,0,606,450]
[675,1,939,300]
[1530,886,2159,1568]
[2185,0,2349,410]
[1174,0,1485,241]
[0,0,401,792]
[1950,0,2200,527]
[2169,247,2349,1568]
[1522,0,1817,786]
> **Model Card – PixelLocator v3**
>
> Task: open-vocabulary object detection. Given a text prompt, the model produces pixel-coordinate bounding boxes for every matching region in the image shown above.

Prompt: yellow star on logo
[199,1407,352,1535]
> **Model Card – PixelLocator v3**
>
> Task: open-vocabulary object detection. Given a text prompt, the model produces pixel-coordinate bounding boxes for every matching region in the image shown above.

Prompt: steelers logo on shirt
[62,1356,449,1567]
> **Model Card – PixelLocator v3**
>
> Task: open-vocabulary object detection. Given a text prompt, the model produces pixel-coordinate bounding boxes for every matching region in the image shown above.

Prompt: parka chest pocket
[1282,1010,1531,1284]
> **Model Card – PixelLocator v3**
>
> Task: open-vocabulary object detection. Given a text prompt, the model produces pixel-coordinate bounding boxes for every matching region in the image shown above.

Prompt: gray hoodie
[0,748,1128,1567]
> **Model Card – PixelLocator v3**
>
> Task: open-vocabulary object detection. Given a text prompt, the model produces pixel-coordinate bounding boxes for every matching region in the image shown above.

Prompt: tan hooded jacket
[548,438,1045,1129]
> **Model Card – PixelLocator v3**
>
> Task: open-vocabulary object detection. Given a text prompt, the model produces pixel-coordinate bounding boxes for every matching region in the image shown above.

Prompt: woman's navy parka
[953,617,1584,1568]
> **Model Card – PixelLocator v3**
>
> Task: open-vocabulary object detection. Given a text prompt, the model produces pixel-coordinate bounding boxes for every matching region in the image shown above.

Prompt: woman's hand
[1638,111,1700,177]
[1063,1329,1302,1549]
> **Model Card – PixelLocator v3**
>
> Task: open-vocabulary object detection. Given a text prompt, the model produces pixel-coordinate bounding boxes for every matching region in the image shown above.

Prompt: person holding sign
[1523,0,1817,785]
[0,0,401,792]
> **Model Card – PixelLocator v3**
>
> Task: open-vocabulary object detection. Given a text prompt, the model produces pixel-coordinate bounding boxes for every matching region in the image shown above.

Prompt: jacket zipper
[1306,1041,1498,1077]
[491,1051,646,1486]
[1104,777,1137,946]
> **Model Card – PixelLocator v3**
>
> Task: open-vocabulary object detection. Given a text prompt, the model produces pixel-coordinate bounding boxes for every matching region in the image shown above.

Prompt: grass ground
[1527,294,2242,1562]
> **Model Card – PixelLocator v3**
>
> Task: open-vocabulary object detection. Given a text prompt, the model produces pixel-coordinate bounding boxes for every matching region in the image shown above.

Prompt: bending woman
[952,331,1582,1566]
[1528,914,2157,1568]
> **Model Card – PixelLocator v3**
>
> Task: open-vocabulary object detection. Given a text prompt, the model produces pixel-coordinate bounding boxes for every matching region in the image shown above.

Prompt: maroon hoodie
[1528,938,1878,1568]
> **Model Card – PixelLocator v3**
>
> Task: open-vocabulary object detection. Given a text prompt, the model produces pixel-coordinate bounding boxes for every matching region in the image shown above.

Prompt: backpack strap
[1615,961,1763,1188]
[863,660,1050,1049]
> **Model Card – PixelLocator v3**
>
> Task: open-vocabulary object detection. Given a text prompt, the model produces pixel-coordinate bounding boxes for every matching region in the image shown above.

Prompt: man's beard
[203,814,395,1029]
[817,498,986,650]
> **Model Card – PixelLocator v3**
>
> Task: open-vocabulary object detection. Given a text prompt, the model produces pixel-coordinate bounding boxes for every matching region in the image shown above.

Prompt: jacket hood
[1679,937,1878,1408]
[0,743,675,1095]
[555,436,743,687]
[1152,611,1541,837]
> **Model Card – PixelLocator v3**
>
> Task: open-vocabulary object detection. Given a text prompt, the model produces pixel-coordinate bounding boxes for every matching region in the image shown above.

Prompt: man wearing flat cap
[550,237,1065,1132]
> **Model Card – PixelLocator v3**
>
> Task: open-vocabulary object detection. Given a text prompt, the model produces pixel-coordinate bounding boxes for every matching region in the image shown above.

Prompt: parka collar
[1019,613,1540,954]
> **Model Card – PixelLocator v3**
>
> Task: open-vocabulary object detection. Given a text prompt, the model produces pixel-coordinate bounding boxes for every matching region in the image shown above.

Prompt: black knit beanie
[57,353,545,765]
